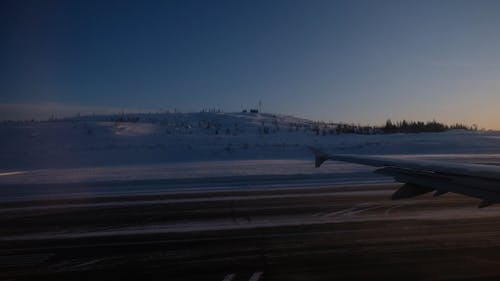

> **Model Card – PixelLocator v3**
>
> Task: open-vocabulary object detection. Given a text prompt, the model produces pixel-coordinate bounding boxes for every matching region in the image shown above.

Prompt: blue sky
[1,0,500,128]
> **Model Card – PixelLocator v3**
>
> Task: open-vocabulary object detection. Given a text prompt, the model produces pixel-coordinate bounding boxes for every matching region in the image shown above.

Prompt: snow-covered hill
[1,112,499,170]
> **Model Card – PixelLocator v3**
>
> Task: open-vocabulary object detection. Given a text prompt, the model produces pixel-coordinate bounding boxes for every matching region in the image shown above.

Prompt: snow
[0,160,376,185]
[1,112,500,185]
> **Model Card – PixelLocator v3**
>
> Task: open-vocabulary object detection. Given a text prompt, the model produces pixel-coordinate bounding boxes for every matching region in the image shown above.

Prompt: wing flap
[311,148,500,206]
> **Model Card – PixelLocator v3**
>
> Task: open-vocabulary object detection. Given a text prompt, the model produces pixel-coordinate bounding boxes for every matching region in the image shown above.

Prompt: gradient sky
[1,0,500,128]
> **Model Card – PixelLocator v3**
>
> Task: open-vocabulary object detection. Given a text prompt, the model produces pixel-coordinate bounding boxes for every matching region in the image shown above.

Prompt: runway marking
[248,271,262,281]
[68,258,104,269]
[385,204,402,216]
[222,273,236,281]
[323,207,356,217]
[323,205,384,217]
[348,205,385,216]
[0,171,24,177]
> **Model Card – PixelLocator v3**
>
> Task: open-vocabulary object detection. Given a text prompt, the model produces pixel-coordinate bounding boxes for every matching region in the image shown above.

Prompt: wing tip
[479,200,493,208]
[308,146,330,168]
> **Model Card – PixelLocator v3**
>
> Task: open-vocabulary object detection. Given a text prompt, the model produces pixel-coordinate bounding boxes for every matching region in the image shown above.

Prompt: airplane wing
[310,147,500,207]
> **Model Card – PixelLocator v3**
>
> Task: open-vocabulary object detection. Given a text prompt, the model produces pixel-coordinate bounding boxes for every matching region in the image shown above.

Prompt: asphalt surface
[3,177,500,281]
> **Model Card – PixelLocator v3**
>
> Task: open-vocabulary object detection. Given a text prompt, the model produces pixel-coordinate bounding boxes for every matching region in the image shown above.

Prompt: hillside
[0,112,499,170]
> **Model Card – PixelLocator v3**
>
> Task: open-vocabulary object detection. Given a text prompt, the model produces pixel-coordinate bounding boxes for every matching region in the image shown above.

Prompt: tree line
[382,119,477,134]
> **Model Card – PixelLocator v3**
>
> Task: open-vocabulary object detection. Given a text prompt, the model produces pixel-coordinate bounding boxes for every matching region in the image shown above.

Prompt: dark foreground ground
[2,178,500,281]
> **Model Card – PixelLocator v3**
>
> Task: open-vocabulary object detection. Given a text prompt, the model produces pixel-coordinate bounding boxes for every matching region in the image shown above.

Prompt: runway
[2,178,500,280]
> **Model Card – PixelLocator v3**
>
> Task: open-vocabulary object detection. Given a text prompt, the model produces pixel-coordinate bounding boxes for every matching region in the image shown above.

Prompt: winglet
[479,200,493,208]
[308,146,330,168]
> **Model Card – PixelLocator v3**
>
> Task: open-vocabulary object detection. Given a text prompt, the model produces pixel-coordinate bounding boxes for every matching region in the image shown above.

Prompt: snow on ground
[0,160,375,185]
[1,112,500,185]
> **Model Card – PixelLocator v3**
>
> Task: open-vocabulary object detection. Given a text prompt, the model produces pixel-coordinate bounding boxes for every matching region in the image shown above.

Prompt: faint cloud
[0,102,153,121]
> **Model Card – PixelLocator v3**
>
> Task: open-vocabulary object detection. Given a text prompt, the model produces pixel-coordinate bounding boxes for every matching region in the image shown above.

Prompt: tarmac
[2,178,500,280]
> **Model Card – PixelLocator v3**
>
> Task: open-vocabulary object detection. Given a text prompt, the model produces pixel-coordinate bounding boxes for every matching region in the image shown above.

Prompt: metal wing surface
[311,147,500,207]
